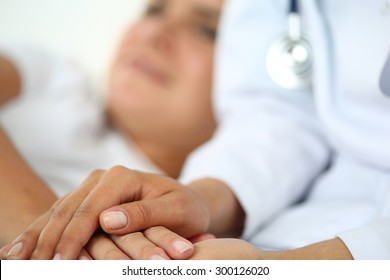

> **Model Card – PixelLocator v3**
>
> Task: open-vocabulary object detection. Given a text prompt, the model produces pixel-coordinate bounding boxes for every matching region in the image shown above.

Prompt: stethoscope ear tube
[290,0,299,14]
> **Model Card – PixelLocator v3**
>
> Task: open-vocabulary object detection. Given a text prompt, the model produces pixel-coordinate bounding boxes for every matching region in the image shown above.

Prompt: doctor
[3,0,390,259]
[183,0,390,258]
[185,0,390,259]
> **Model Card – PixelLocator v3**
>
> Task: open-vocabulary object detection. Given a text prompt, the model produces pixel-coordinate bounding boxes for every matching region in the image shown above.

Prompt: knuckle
[144,226,177,244]
[73,204,93,218]
[50,205,69,219]
[119,232,143,244]
[108,166,142,185]
[89,169,105,179]
[143,226,165,237]
[108,165,130,176]
[104,247,125,260]
[80,169,105,186]
[133,204,152,226]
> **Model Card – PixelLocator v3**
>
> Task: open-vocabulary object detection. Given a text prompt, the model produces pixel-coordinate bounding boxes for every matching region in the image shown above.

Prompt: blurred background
[0,0,146,90]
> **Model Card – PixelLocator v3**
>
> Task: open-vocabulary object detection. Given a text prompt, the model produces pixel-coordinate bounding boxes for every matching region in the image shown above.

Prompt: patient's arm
[0,55,21,106]
[0,126,57,245]
[0,55,57,245]
[189,237,353,260]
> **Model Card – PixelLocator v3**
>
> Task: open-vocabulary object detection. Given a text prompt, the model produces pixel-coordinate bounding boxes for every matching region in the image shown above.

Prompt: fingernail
[173,240,192,254]
[53,253,62,260]
[7,242,23,258]
[102,211,128,230]
[149,255,169,260]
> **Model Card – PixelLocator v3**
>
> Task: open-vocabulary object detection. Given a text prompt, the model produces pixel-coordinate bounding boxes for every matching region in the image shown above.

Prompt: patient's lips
[123,54,169,85]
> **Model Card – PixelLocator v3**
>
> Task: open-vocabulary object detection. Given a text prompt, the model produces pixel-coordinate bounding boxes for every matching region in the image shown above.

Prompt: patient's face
[108,0,222,150]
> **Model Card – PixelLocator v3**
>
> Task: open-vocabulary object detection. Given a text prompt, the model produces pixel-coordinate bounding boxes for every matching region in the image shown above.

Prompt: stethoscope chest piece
[266,0,313,90]
[266,35,313,90]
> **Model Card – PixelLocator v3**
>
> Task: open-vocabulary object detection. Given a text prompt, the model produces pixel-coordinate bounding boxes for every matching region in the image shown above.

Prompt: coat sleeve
[180,0,331,239]
[338,217,390,259]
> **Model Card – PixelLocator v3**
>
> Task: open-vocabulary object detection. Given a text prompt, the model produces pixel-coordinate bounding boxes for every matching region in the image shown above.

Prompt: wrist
[184,185,212,235]
[266,238,354,260]
[188,178,245,237]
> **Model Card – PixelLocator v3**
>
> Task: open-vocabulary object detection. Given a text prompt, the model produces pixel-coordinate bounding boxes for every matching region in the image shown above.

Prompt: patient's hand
[0,166,210,260]
[86,227,195,260]
[0,212,195,260]
[189,239,262,260]
[188,238,354,260]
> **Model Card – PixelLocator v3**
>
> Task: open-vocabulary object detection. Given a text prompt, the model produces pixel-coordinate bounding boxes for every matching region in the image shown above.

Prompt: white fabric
[180,0,390,258]
[338,217,390,260]
[0,0,146,89]
[0,46,162,197]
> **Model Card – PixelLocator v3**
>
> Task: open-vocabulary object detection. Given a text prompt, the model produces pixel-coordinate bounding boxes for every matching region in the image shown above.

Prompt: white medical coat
[181,0,390,259]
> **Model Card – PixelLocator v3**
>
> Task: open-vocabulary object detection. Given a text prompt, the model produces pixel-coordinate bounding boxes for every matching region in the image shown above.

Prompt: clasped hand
[0,166,211,260]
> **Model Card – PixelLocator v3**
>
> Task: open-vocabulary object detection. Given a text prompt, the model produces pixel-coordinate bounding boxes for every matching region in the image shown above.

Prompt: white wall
[0,0,146,88]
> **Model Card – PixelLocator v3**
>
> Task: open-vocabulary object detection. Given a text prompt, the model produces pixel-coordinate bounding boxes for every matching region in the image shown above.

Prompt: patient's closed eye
[145,2,165,17]
[193,23,217,41]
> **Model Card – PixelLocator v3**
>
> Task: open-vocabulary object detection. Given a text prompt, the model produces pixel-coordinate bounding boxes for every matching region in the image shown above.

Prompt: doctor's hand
[2,166,215,260]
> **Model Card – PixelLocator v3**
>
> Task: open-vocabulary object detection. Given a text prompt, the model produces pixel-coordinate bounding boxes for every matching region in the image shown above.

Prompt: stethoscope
[266,0,313,90]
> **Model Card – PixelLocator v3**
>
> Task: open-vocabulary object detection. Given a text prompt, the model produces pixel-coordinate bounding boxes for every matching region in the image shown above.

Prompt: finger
[3,213,51,260]
[77,249,93,261]
[0,244,13,260]
[143,226,194,260]
[52,167,151,259]
[189,233,216,244]
[100,190,207,238]
[31,170,104,259]
[85,232,130,260]
[111,232,170,260]
[100,198,177,235]
[53,168,203,260]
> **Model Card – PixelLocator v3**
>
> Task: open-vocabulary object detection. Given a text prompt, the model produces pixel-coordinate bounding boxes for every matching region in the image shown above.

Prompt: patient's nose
[134,19,175,54]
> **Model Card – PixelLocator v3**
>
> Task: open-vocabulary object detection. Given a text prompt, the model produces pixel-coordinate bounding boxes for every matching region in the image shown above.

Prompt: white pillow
[0,0,146,91]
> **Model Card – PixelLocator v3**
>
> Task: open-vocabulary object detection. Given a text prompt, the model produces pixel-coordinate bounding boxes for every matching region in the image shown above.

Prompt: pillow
[0,0,146,91]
